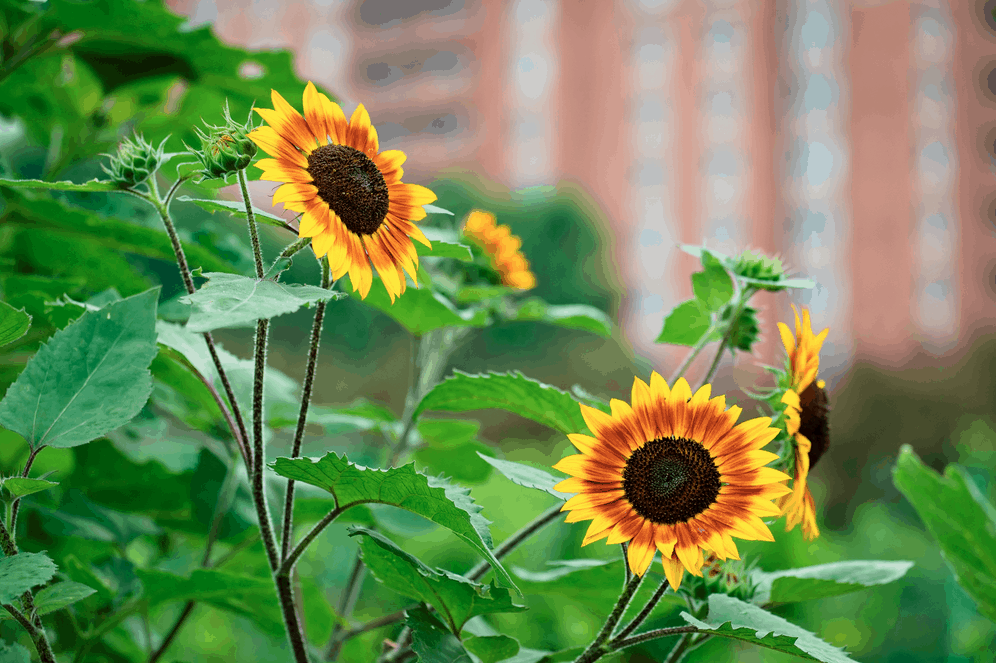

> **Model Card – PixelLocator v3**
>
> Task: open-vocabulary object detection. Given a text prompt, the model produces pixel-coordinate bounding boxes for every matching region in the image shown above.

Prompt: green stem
[700,287,756,388]
[573,547,647,663]
[281,258,332,562]
[615,627,699,655]
[467,502,564,582]
[8,445,42,538]
[613,577,670,641]
[0,522,56,662]
[668,321,718,384]
[325,554,367,661]
[238,168,265,279]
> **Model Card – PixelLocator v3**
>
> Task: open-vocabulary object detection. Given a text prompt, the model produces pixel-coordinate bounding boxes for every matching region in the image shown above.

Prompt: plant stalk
[613,577,670,641]
[238,168,265,279]
[700,287,756,388]
[8,445,43,536]
[573,547,647,663]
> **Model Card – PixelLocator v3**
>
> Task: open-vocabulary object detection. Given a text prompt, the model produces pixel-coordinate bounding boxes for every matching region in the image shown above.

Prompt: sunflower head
[102,133,168,188]
[776,305,830,540]
[188,101,258,180]
[247,82,437,303]
[552,373,791,590]
[462,210,537,290]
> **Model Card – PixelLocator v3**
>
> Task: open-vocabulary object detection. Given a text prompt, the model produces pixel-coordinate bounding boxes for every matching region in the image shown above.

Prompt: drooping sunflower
[552,373,791,590]
[248,82,436,302]
[462,210,537,290]
[776,305,830,540]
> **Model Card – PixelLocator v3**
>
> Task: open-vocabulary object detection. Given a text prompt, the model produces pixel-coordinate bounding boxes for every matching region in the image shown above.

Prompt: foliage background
[0,0,994,661]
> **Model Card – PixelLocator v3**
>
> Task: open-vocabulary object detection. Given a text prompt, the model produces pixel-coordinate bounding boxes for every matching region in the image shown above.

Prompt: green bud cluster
[101,133,168,188]
[685,554,757,602]
[186,101,258,181]
[732,249,786,291]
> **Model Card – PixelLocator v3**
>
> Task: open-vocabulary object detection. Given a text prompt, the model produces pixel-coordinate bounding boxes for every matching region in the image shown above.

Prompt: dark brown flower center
[306,144,389,236]
[799,382,830,468]
[622,436,721,525]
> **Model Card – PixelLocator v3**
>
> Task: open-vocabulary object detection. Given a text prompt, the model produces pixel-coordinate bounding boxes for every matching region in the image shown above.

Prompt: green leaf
[893,445,996,622]
[512,558,615,583]
[136,568,283,637]
[1,478,59,499]
[352,527,526,634]
[182,272,345,332]
[0,177,120,192]
[343,275,487,336]
[464,635,521,663]
[0,552,57,604]
[177,196,297,233]
[682,594,854,662]
[39,491,161,544]
[0,641,30,663]
[415,371,587,436]
[0,289,159,448]
[31,581,97,616]
[269,452,516,590]
[406,607,475,663]
[513,299,612,338]
[415,420,495,484]
[416,240,474,262]
[655,299,712,347]
[692,250,734,312]
[478,455,570,499]
[455,285,515,304]
[0,301,31,347]
[753,560,915,605]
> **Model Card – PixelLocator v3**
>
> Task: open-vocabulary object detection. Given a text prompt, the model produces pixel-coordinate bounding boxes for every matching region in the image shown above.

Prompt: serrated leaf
[655,299,712,347]
[269,452,516,590]
[31,581,97,616]
[136,568,283,637]
[464,635,521,663]
[182,272,344,332]
[352,527,526,634]
[753,560,914,605]
[893,445,996,622]
[0,301,31,347]
[0,289,159,448]
[406,607,475,663]
[479,455,570,499]
[416,240,474,262]
[343,275,487,336]
[682,594,854,662]
[0,177,121,192]
[692,251,734,312]
[0,552,57,604]
[513,299,612,338]
[415,371,587,436]
[1,478,58,499]
[0,641,30,663]
[177,196,296,233]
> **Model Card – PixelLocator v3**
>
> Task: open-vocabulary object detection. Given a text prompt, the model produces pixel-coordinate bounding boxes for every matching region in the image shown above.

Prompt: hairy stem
[325,554,367,661]
[613,578,670,641]
[617,627,699,656]
[700,287,756,388]
[280,505,348,577]
[573,549,647,663]
[281,258,332,562]
[8,445,43,537]
[0,522,56,662]
[238,168,265,279]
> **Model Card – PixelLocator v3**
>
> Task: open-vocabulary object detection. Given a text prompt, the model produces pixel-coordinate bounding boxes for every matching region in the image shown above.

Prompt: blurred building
[166,0,996,387]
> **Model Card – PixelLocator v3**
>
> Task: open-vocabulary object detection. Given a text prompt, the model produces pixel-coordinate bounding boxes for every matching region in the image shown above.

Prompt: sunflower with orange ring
[776,306,830,541]
[553,373,791,590]
[462,210,537,290]
[248,82,436,302]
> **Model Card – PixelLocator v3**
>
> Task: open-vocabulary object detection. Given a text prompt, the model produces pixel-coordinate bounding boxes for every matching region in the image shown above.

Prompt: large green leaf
[136,568,283,637]
[31,581,97,616]
[478,455,570,499]
[343,275,487,336]
[0,302,31,347]
[464,636,521,663]
[182,272,345,332]
[681,594,854,662]
[406,607,475,663]
[176,196,296,233]
[0,552,57,604]
[753,560,914,605]
[0,177,120,192]
[0,289,159,448]
[512,299,612,338]
[1,478,59,499]
[352,527,525,634]
[269,452,516,590]
[655,299,713,347]
[893,445,996,622]
[416,240,474,262]
[691,250,734,312]
[415,371,587,436]
[38,491,161,544]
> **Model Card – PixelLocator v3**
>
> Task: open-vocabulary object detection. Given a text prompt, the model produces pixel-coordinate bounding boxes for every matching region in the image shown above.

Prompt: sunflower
[462,210,537,290]
[776,306,830,540]
[248,82,436,302]
[552,373,791,590]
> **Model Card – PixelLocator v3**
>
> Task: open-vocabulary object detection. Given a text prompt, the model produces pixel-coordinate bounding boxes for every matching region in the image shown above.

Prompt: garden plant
[1,1,994,662]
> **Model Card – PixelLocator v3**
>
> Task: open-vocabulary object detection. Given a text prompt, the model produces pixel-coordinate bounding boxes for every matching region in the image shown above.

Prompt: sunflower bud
[101,133,168,188]
[732,249,786,291]
[186,101,257,180]
[685,554,757,602]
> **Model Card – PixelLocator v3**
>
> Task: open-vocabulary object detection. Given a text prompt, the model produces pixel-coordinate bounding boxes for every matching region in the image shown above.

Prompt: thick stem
[613,578,670,641]
[250,319,280,572]
[700,287,755,388]
[8,445,43,536]
[615,627,699,656]
[3,604,57,663]
[238,168,265,279]
[281,261,331,561]
[274,574,311,663]
[280,506,347,576]
[203,335,253,470]
[573,557,647,663]
[325,555,367,661]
